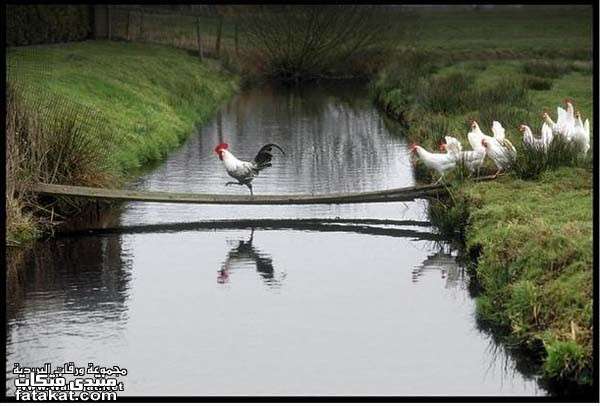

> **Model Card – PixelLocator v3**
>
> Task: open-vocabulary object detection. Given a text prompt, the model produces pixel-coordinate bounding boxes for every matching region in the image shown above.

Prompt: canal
[6,81,546,396]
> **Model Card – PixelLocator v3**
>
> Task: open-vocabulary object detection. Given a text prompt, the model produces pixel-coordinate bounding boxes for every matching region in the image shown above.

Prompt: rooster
[214,143,285,195]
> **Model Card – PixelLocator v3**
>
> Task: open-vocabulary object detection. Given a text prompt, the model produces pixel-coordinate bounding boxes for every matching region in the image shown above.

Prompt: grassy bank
[371,7,592,390]
[464,168,593,387]
[7,41,238,243]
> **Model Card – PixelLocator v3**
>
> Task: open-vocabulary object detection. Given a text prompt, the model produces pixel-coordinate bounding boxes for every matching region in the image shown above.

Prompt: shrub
[238,5,410,81]
[522,60,572,79]
[473,79,530,107]
[522,75,553,91]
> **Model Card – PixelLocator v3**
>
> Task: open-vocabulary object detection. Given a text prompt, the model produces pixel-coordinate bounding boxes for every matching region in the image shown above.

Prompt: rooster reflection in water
[217,229,284,288]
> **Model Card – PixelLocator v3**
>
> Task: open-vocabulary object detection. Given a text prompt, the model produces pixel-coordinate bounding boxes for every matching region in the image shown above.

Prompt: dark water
[6,82,546,396]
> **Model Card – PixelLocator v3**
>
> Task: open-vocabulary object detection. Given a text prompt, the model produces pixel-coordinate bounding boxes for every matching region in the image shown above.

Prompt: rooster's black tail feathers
[254,143,285,171]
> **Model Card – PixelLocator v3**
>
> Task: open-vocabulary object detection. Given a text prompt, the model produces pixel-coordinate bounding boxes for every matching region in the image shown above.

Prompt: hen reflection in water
[412,242,465,288]
[217,229,284,288]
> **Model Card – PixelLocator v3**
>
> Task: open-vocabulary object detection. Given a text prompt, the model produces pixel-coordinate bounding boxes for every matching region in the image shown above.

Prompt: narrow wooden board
[27,176,496,205]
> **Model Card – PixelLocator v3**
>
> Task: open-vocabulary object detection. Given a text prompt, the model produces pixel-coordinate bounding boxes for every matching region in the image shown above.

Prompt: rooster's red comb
[214,143,229,153]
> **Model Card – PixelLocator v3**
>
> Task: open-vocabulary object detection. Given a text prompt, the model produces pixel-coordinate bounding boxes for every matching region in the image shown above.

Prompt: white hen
[492,120,517,155]
[570,111,590,156]
[467,120,493,152]
[519,124,552,152]
[441,136,486,174]
[543,99,576,141]
[410,144,456,184]
[481,138,516,175]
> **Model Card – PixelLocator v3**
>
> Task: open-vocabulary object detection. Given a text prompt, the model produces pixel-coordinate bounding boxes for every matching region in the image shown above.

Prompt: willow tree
[236,5,409,81]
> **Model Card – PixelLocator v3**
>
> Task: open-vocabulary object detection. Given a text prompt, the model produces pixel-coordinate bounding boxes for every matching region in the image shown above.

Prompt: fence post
[215,15,223,57]
[234,21,239,57]
[217,110,223,144]
[139,12,144,40]
[196,17,203,60]
[126,11,130,40]
[107,5,112,40]
[93,5,109,39]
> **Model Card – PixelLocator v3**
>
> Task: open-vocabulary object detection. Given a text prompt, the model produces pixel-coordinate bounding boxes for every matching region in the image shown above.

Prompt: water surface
[6,82,545,396]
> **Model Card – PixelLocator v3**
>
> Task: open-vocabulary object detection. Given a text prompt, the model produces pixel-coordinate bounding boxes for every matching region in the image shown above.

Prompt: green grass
[7,41,238,175]
[411,7,591,58]
[464,169,592,386]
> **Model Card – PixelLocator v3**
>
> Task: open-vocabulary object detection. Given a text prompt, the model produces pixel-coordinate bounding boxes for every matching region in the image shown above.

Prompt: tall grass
[512,135,590,180]
[427,189,470,241]
[7,82,116,187]
[6,82,118,241]
[417,72,474,114]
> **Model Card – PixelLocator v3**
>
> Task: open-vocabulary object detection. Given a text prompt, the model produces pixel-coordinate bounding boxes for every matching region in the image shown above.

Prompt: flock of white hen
[410,99,591,183]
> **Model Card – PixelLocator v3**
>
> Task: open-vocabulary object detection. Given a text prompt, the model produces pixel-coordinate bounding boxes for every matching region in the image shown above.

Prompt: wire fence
[7,53,123,149]
[106,6,241,60]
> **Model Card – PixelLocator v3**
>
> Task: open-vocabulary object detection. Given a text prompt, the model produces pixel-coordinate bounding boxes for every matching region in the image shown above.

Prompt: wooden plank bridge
[28,176,497,205]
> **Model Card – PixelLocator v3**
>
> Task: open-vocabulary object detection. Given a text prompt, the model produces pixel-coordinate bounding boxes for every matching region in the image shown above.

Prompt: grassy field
[371,6,593,389]
[411,7,591,58]
[7,41,238,243]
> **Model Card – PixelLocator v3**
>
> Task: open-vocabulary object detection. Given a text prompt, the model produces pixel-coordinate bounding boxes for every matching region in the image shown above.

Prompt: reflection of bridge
[29,176,496,205]
[56,218,442,241]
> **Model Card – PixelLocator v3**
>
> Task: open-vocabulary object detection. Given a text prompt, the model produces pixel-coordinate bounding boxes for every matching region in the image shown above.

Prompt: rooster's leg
[246,183,253,196]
